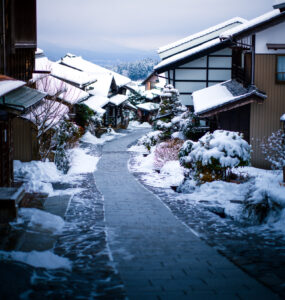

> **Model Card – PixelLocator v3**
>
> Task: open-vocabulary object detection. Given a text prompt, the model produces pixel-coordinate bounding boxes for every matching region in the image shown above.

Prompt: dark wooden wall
[0,0,36,81]
[218,104,251,142]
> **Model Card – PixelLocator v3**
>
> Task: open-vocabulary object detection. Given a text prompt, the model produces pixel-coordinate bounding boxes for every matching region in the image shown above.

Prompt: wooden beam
[198,96,264,118]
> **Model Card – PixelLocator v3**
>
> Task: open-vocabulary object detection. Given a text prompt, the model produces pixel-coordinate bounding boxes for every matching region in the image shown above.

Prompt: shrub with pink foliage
[154,139,184,169]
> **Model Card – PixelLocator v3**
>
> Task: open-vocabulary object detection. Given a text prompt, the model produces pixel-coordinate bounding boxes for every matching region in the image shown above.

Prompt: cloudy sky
[37,0,274,57]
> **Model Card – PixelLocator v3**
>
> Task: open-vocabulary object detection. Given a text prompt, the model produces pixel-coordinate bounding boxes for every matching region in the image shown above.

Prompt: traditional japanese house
[59,54,131,128]
[192,5,285,168]
[0,76,45,185]
[142,71,166,91]
[81,74,129,128]
[154,18,247,107]
[137,102,160,123]
[0,0,45,187]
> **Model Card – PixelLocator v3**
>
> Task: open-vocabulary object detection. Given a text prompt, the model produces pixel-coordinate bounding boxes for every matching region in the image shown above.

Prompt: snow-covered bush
[261,129,285,170]
[137,130,163,151]
[53,120,82,173]
[180,130,251,182]
[153,85,184,139]
[179,111,204,140]
[154,139,184,169]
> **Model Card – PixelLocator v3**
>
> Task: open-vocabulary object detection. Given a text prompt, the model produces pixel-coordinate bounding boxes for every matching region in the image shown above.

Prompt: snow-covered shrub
[153,85,184,139]
[179,140,194,169]
[179,111,204,140]
[137,130,163,151]
[53,120,82,173]
[180,130,251,182]
[154,139,184,169]
[261,129,285,170]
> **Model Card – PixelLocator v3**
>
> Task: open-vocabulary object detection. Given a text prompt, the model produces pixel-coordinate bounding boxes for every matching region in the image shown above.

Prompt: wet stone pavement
[0,140,126,299]
[94,129,280,300]
[129,159,285,299]
[1,128,284,299]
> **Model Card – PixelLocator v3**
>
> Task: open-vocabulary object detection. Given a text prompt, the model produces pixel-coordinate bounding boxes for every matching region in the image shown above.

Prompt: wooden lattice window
[276,55,285,83]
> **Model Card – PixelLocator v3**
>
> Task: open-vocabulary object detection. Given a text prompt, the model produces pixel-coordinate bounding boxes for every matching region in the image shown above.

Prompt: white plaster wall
[208,69,232,81]
[175,81,206,93]
[176,69,206,80]
[179,94,193,106]
[208,56,232,68]
[180,57,207,68]
[256,22,285,54]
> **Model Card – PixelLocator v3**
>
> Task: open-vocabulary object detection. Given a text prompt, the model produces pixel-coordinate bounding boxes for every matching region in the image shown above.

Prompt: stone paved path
[94,129,280,300]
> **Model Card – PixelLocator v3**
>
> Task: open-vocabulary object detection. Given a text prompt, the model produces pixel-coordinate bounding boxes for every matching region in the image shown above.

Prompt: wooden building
[0,77,45,185]
[192,6,285,168]
[0,0,46,187]
[58,54,132,128]
[137,102,160,123]
[154,18,246,107]
[0,0,36,81]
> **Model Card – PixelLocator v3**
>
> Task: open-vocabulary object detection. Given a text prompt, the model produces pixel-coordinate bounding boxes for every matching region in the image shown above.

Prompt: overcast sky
[37,0,274,55]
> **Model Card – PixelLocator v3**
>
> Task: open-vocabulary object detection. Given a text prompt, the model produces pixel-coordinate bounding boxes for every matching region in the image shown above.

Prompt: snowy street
[0,127,284,299]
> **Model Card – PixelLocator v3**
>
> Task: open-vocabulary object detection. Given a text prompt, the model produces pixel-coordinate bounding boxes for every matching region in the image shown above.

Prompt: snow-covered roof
[82,95,108,114]
[0,79,26,97]
[273,1,285,10]
[34,56,97,88]
[60,54,131,87]
[35,75,89,105]
[193,80,267,115]
[35,48,44,55]
[124,101,137,110]
[280,113,285,121]
[155,38,222,72]
[51,63,97,88]
[22,99,69,132]
[88,73,114,97]
[109,94,128,106]
[220,10,282,39]
[137,102,160,111]
[158,17,246,55]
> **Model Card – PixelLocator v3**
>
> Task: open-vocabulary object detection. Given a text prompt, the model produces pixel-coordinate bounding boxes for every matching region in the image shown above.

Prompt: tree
[261,129,285,182]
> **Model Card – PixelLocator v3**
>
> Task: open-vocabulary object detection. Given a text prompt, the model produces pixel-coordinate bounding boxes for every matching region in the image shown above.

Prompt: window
[277,56,285,83]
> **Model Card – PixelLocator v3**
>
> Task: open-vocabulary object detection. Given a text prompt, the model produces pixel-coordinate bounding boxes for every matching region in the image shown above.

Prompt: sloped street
[94,129,279,300]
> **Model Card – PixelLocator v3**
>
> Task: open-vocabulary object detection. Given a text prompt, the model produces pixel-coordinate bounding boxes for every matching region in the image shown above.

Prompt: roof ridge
[158,17,247,54]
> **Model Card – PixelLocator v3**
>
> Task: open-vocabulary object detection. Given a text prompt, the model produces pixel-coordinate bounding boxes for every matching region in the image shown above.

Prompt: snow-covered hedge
[137,130,163,151]
[179,130,251,182]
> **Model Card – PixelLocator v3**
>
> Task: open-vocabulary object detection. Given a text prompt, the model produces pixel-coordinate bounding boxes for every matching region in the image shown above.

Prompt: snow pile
[81,131,105,145]
[160,161,185,186]
[68,148,99,174]
[19,208,65,235]
[241,167,285,208]
[14,160,63,195]
[128,121,152,129]
[0,250,72,270]
[188,130,251,168]
[130,149,184,189]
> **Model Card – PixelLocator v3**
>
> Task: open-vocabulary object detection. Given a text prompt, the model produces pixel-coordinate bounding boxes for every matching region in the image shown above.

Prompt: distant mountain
[38,42,159,66]
[111,58,159,81]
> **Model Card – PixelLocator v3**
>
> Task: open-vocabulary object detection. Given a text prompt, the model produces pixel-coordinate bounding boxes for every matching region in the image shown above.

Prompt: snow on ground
[0,250,72,270]
[129,138,285,233]
[18,208,65,235]
[128,121,152,129]
[14,160,64,196]
[14,129,125,196]
[67,148,99,175]
[129,146,184,188]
